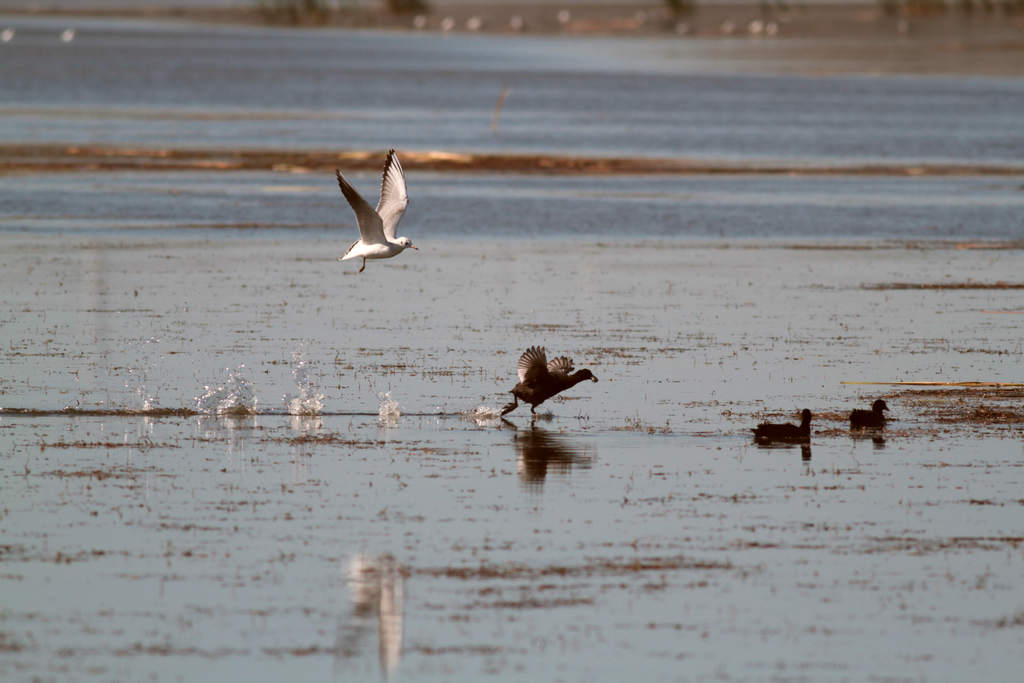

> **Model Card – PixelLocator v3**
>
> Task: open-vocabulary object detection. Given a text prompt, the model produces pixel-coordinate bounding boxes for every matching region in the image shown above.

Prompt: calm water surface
[2,15,1024,683]
[2,16,1024,165]
[3,210,1024,679]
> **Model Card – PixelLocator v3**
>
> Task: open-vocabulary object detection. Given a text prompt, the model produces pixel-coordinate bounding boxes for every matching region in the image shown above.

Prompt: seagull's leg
[358,257,366,274]
[500,394,518,416]
[530,404,536,415]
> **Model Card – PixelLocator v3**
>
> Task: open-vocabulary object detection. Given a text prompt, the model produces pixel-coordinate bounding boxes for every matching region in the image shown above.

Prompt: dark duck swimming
[500,346,598,417]
[850,399,889,429]
[752,409,812,443]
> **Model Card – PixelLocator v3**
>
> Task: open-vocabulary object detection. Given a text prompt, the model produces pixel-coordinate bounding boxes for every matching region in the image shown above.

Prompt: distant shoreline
[4,2,1024,41]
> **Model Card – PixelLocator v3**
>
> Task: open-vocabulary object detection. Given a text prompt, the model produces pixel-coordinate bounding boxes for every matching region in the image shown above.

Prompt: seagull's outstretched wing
[517,346,548,384]
[376,149,408,241]
[336,169,386,245]
[546,356,575,379]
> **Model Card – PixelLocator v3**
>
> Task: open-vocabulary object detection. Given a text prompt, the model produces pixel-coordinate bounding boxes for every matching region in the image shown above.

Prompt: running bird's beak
[591,376,599,382]
[409,245,419,250]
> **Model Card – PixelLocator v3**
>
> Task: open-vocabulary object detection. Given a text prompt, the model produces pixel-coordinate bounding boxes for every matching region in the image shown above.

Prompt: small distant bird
[336,149,417,274]
[752,409,812,442]
[850,399,888,429]
[501,346,598,416]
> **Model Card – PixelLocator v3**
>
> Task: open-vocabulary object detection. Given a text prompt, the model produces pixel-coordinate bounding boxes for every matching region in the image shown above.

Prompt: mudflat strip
[3,143,1023,176]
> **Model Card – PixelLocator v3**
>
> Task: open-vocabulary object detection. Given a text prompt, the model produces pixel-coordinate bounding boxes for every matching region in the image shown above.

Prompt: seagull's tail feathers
[340,239,361,261]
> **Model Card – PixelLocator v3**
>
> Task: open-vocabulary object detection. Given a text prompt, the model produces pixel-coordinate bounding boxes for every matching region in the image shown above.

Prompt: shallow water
[2,16,1024,165]
[3,14,1024,682]
[3,201,1024,679]
[3,170,1024,240]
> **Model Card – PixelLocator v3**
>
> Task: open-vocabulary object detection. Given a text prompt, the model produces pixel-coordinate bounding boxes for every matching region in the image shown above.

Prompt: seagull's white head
[397,237,417,251]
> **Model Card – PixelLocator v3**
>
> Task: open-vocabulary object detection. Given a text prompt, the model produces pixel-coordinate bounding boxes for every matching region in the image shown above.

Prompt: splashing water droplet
[195,366,257,415]
[474,405,500,418]
[378,391,400,424]
[283,350,324,416]
[125,365,159,413]
[469,404,502,426]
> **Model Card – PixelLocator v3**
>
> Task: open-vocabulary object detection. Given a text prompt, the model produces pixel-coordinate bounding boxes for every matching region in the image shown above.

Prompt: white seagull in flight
[336,149,418,273]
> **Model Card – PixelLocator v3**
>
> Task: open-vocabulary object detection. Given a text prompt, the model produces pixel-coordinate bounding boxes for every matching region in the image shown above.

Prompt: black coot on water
[752,409,812,443]
[501,346,598,417]
[850,399,889,429]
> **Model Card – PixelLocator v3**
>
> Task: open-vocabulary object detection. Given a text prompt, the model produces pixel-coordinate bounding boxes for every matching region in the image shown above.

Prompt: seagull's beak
[409,245,419,250]
[591,376,599,383]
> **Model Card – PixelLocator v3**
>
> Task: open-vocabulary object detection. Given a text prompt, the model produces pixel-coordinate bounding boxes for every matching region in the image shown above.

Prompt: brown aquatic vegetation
[42,466,156,481]
[611,415,672,434]
[113,643,249,658]
[469,596,596,610]
[981,611,1024,629]
[417,555,733,581]
[261,645,330,657]
[3,144,1022,177]
[935,405,1024,425]
[860,536,1023,555]
[863,281,1024,290]
[879,386,1024,427]
[891,387,1024,400]
[39,439,179,451]
[2,407,198,417]
[414,645,504,656]
[284,433,383,447]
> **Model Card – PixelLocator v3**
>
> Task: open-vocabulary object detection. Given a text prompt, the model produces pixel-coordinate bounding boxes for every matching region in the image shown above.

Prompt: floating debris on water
[195,365,257,415]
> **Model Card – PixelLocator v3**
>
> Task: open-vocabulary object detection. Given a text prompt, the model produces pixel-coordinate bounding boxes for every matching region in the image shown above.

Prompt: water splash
[470,404,502,426]
[124,336,162,412]
[283,350,324,416]
[125,367,160,412]
[378,391,400,424]
[195,366,257,415]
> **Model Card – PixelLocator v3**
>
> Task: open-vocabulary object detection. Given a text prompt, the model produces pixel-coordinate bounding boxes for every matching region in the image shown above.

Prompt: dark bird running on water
[500,346,598,417]
[752,409,812,443]
[850,399,889,429]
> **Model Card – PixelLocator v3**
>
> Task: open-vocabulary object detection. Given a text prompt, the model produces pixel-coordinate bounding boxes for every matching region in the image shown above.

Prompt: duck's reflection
[801,443,812,461]
[340,554,404,680]
[513,425,594,490]
[754,440,812,465]
[850,430,886,450]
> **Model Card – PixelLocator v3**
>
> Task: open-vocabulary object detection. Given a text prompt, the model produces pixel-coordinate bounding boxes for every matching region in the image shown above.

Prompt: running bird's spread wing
[546,356,575,378]
[336,169,387,245]
[376,149,408,241]
[517,346,549,384]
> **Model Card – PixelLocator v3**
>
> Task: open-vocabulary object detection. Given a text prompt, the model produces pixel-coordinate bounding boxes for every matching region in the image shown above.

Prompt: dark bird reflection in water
[339,554,404,680]
[851,432,887,450]
[513,425,594,491]
[754,440,812,464]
